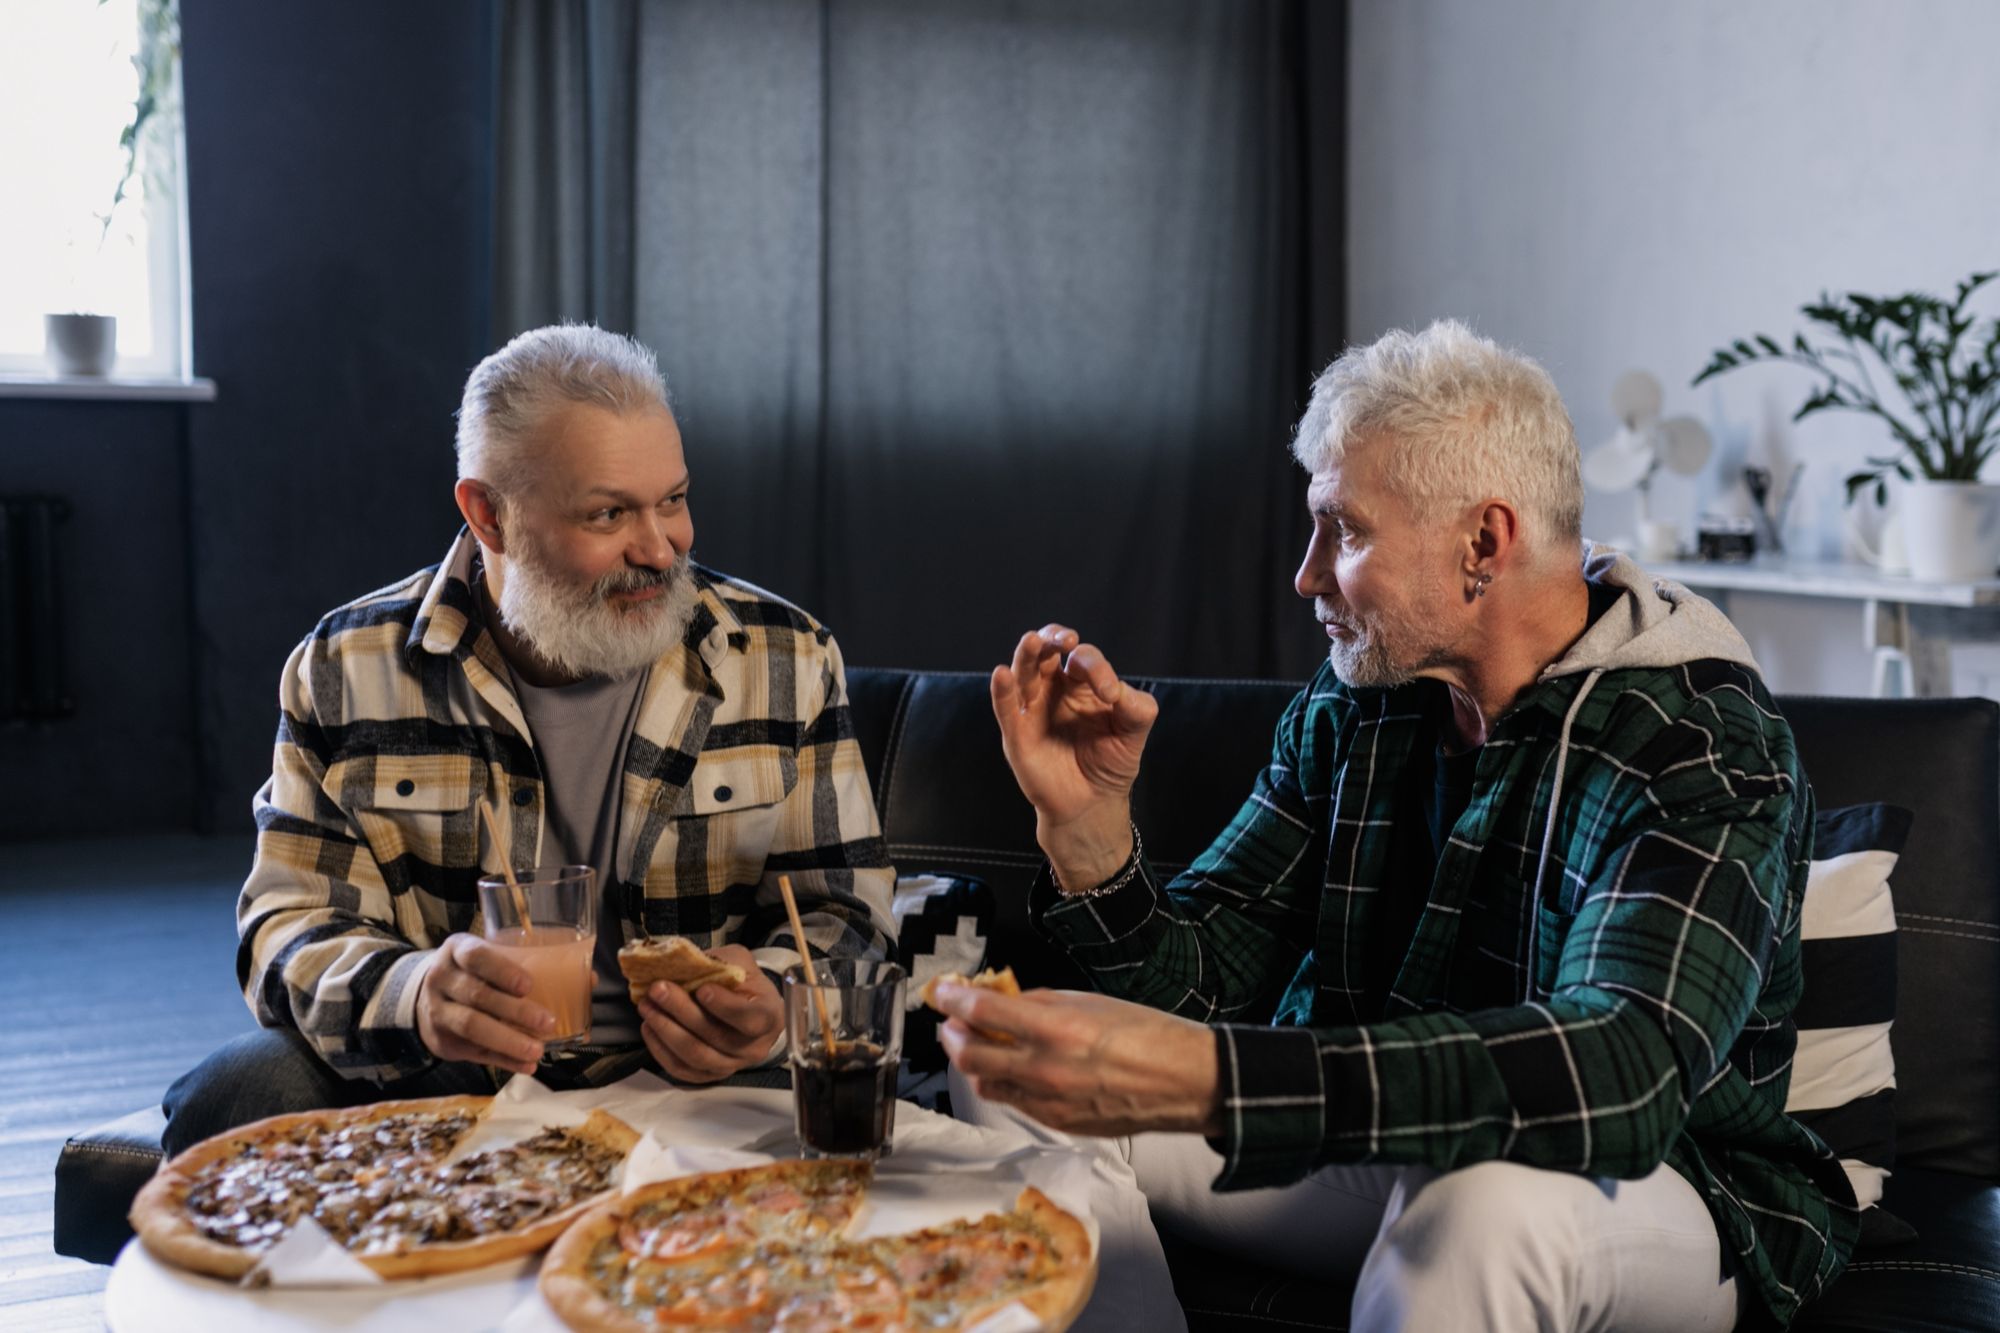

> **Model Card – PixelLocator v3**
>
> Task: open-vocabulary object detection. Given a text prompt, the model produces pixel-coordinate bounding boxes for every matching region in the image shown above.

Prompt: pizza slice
[541,1160,874,1332]
[917,964,1020,1012]
[129,1096,639,1280]
[863,1187,1095,1331]
[919,965,1022,1044]
[617,935,749,1005]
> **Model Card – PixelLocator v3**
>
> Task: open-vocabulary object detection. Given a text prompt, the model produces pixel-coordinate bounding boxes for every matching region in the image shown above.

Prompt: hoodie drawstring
[1527,667,1604,1003]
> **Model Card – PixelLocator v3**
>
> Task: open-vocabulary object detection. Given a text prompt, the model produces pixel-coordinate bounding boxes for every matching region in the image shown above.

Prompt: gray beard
[495,539,699,680]
[1319,597,1449,690]
[1327,632,1418,689]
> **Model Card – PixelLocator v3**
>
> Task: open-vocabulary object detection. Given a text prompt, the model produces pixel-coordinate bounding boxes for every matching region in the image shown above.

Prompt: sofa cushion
[53,1106,167,1265]
[847,667,1302,991]
[1778,696,2000,1181]
[1788,802,1912,1213]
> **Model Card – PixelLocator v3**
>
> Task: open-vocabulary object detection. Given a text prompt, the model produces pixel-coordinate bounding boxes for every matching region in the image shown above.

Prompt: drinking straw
[777,874,840,1058]
[476,799,534,942]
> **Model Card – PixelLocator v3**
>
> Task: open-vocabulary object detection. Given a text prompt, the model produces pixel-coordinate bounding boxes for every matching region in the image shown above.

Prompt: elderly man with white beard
[162,325,896,1153]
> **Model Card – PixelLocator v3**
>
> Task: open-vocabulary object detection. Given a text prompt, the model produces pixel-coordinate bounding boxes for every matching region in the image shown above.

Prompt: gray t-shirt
[509,666,649,1049]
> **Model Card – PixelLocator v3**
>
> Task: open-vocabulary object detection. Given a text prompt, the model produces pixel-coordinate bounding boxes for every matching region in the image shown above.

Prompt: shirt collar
[685,565,749,674]
[408,528,486,664]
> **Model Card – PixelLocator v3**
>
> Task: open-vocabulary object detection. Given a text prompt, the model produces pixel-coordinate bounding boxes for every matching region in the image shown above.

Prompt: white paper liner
[243,1216,382,1288]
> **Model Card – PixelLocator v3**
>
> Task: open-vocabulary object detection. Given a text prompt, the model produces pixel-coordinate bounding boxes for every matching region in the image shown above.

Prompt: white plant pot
[1899,478,2000,582]
[44,313,118,376]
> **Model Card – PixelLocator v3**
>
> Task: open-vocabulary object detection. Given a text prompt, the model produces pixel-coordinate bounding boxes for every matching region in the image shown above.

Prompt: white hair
[455,324,671,504]
[1290,320,1583,555]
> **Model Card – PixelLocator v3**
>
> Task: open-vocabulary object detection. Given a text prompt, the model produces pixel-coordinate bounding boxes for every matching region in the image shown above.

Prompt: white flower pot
[1899,478,2000,582]
[44,313,118,376]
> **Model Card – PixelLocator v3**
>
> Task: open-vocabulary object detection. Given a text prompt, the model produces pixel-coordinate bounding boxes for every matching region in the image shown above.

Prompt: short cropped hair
[1290,320,1583,555]
[455,324,671,502]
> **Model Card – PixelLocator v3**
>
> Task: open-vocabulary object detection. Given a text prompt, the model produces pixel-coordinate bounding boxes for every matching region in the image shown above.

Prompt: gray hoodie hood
[1521,543,1759,998]
[1541,541,1759,681]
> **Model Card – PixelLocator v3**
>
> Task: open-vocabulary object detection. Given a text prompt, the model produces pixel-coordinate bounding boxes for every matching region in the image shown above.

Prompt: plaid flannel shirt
[1037,658,1858,1328]
[239,531,896,1081]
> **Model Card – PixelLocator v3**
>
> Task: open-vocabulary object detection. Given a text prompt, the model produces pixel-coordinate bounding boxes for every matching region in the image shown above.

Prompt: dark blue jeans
[160,1027,501,1157]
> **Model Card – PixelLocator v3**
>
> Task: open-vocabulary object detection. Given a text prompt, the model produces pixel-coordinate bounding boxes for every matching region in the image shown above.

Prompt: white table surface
[106,1077,1145,1333]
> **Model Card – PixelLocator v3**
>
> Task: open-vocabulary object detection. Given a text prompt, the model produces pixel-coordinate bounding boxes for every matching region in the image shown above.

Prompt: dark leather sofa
[55,669,2000,1330]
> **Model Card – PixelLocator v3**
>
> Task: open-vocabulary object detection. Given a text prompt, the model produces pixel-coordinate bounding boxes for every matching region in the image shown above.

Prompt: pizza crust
[617,935,748,1004]
[537,1206,645,1333]
[130,1096,637,1282]
[1003,1185,1098,1333]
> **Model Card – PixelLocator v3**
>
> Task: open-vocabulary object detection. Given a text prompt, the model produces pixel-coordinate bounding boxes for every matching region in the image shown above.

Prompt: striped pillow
[1785,802,1911,1214]
[891,873,993,1079]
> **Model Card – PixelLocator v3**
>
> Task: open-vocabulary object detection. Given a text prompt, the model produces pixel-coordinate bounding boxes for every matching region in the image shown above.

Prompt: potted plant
[45,0,181,376]
[1692,270,2000,581]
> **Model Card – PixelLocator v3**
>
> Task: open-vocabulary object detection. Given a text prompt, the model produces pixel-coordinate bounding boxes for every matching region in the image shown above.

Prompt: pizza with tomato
[540,1158,1094,1331]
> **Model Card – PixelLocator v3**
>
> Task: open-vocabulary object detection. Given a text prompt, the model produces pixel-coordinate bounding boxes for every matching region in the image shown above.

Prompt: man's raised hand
[990,625,1159,885]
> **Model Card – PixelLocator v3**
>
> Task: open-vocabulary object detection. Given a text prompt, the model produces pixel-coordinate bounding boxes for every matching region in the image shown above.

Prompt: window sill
[0,373,217,402]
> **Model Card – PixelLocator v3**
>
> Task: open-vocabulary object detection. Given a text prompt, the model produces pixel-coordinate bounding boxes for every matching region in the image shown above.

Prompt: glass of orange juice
[476,865,595,1050]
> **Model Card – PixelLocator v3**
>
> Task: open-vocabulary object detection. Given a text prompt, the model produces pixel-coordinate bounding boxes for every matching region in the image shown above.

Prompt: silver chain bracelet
[1050,823,1145,898]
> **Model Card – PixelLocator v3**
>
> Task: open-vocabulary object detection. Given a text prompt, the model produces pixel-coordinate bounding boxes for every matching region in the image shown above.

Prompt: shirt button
[395,779,415,797]
[714,785,733,802]
[513,788,533,807]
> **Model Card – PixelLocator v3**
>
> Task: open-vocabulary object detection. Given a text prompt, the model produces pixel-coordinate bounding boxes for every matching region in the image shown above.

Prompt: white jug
[1845,501,1909,575]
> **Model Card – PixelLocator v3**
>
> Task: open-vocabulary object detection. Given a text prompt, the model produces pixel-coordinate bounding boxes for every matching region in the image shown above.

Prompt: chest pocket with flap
[681,755,791,818]
[329,753,481,879]
[656,756,795,900]
[332,752,481,812]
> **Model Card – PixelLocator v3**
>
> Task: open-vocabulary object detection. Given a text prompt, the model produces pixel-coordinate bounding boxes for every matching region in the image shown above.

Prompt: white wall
[1349,0,2000,696]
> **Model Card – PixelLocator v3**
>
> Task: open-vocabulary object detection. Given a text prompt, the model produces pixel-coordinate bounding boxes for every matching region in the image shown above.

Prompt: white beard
[494,535,699,680]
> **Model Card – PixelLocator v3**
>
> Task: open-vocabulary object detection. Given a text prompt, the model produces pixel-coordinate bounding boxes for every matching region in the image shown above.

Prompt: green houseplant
[1693,270,2000,581]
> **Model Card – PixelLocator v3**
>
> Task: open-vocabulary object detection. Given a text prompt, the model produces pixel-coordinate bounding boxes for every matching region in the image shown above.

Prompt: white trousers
[950,1072,1741,1333]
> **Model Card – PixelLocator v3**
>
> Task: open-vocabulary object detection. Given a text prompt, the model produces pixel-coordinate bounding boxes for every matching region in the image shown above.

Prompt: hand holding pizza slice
[620,938,785,1083]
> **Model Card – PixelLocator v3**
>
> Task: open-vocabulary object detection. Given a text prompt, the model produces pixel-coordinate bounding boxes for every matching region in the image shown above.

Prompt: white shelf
[1651,555,2000,608]
[0,373,216,402]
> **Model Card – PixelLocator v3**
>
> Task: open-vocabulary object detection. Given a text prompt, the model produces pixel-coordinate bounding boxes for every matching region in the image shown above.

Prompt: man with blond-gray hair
[163,325,895,1149]
[937,320,1857,1330]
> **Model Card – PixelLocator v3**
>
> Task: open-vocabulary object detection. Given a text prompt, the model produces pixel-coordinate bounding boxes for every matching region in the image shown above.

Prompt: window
[0,0,187,378]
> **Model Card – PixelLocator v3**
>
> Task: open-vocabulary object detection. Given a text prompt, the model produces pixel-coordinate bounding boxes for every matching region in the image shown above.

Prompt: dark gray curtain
[508,0,1344,678]
[494,0,639,335]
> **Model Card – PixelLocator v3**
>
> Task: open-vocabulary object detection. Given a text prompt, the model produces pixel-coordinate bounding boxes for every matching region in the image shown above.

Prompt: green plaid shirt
[1037,657,1858,1327]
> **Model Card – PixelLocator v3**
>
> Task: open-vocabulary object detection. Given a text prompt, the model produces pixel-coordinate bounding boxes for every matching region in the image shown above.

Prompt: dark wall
[0,2,496,841]
[0,402,199,838]
[180,0,495,832]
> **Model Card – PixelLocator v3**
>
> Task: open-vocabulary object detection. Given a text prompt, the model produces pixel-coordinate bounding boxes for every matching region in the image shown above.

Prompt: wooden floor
[0,834,255,1330]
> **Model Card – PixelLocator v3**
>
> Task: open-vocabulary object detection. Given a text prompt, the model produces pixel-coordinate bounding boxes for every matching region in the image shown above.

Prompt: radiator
[0,495,73,722]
